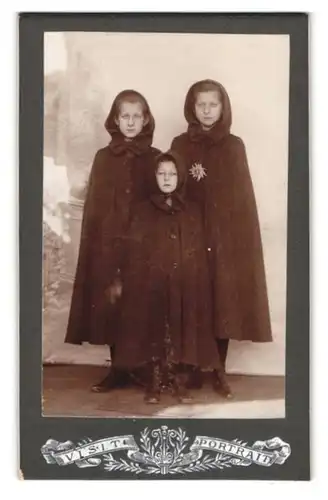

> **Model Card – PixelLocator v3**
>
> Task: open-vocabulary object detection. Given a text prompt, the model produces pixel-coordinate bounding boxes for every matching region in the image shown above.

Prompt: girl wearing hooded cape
[171,80,272,390]
[65,90,160,391]
[111,151,230,404]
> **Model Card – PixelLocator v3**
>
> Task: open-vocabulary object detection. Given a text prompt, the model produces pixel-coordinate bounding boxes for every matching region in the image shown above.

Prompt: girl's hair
[191,80,222,102]
[113,90,150,119]
[155,153,177,170]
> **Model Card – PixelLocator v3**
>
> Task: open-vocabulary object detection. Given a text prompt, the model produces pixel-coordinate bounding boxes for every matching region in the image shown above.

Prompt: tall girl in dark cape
[171,79,272,390]
[111,151,229,403]
[65,90,159,391]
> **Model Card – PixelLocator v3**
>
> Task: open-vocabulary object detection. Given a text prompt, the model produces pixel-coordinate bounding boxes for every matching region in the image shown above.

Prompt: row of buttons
[170,231,178,269]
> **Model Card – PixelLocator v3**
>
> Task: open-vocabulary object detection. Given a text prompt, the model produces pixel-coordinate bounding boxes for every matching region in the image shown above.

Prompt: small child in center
[111,151,230,403]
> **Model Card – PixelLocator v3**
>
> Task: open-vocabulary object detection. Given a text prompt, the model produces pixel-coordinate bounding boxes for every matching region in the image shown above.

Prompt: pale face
[156,161,178,194]
[194,90,222,130]
[115,101,147,139]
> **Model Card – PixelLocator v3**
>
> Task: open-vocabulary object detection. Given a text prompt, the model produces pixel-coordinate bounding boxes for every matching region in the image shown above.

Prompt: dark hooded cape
[65,90,159,346]
[171,79,272,343]
[112,151,222,370]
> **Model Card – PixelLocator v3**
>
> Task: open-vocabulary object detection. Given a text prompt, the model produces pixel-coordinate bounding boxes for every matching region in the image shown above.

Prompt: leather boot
[144,361,161,404]
[212,365,233,399]
[173,369,193,403]
[91,345,130,393]
[185,366,203,389]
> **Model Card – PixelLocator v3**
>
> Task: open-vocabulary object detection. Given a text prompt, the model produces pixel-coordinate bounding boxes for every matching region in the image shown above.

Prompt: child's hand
[105,278,123,305]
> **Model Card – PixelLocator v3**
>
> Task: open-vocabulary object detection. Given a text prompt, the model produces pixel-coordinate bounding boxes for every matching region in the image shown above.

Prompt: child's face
[115,101,147,139]
[194,90,222,130]
[156,161,178,194]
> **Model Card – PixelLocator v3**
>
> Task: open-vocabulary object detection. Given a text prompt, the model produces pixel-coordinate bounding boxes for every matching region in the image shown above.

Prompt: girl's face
[115,101,147,139]
[194,90,222,130]
[156,161,178,194]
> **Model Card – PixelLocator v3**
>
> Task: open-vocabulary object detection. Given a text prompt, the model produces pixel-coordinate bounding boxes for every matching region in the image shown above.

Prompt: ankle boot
[91,346,130,392]
[144,361,161,404]
[173,371,193,403]
[212,366,233,399]
[91,367,119,393]
[185,366,203,389]
[91,367,131,393]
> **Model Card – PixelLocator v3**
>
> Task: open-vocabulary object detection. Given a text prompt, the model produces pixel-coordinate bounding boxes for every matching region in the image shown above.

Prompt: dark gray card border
[19,12,309,480]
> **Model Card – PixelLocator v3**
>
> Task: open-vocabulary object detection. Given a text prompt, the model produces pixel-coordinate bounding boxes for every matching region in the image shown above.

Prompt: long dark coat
[65,90,159,346]
[112,151,222,370]
[171,80,272,343]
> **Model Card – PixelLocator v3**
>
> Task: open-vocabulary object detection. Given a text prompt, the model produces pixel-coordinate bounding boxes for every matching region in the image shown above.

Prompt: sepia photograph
[42,31,289,419]
[19,11,310,481]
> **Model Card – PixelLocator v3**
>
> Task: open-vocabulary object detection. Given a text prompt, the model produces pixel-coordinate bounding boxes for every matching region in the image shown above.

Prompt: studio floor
[42,365,285,419]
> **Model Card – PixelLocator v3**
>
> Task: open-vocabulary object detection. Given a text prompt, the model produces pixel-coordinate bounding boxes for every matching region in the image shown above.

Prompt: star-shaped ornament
[189,162,207,181]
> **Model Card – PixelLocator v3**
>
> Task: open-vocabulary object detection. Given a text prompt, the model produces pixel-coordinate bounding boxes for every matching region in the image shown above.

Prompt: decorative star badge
[189,162,207,181]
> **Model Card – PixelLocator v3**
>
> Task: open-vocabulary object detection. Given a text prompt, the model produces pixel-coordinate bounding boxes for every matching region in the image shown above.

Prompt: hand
[105,278,123,305]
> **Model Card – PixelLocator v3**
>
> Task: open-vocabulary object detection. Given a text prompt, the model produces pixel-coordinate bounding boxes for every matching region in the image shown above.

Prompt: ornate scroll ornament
[189,162,207,181]
[41,426,291,476]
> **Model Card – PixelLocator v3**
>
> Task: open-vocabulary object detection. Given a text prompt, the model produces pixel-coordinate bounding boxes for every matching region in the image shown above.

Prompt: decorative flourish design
[41,427,291,476]
[189,162,207,181]
[103,454,145,474]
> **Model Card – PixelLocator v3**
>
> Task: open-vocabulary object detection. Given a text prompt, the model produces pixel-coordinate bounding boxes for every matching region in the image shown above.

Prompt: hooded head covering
[104,90,155,156]
[150,150,187,213]
[184,79,232,144]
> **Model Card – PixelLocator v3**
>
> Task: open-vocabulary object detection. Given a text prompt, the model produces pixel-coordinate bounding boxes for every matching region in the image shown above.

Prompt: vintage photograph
[42,31,289,419]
